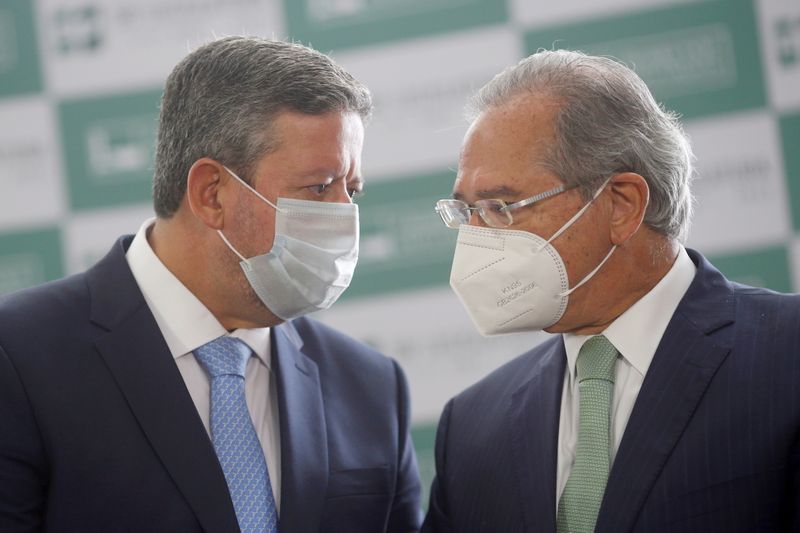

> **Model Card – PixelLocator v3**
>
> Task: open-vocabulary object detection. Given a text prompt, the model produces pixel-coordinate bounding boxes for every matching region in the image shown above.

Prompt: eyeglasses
[435,184,572,228]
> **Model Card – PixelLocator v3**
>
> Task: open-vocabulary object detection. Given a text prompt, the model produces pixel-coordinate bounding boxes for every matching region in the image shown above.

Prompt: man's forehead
[453,155,561,201]
[461,94,559,143]
[274,109,362,144]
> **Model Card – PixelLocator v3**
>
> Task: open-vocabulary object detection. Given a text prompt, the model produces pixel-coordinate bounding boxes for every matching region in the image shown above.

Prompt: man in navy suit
[424,50,800,532]
[0,37,421,532]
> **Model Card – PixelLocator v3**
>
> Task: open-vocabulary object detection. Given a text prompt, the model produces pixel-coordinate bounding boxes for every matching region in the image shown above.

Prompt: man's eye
[348,188,364,200]
[311,183,329,194]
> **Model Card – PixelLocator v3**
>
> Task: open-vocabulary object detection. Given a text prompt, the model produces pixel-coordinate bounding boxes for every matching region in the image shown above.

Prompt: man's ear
[607,172,649,245]
[185,158,230,230]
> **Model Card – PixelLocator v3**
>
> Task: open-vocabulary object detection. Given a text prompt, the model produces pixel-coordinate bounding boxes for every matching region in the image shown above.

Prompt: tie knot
[576,335,618,383]
[194,336,251,378]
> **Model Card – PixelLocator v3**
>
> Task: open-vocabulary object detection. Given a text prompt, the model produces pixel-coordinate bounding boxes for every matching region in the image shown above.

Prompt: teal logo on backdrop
[0,227,63,295]
[524,0,765,119]
[708,245,792,293]
[53,5,104,56]
[780,112,800,232]
[284,0,507,51]
[0,0,43,96]
[776,15,800,69]
[343,170,458,299]
[59,89,162,211]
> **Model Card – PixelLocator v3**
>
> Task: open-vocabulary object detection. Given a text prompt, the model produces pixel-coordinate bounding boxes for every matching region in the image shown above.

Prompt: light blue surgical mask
[218,166,359,320]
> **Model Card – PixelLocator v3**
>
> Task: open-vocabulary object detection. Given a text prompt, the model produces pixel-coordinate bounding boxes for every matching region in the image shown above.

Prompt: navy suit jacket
[0,236,422,532]
[423,250,800,532]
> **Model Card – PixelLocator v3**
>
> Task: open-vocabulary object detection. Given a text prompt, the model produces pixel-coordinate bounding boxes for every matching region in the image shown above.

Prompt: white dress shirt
[556,246,696,504]
[126,219,282,511]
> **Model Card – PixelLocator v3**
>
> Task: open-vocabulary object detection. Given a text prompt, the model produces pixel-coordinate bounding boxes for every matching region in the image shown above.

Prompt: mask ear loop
[217,164,285,263]
[217,230,247,262]
[222,165,286,214]
[528,176,616,296]
[559,244,617,296]
[536,176,612,253]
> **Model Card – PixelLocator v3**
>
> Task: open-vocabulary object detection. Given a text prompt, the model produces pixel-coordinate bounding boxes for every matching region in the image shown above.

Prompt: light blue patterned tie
[557,335,618,533]
[194,336,278,533]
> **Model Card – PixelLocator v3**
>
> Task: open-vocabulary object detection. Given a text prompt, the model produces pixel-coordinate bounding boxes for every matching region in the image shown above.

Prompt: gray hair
[467,49,694,242]
[153,36,373,218]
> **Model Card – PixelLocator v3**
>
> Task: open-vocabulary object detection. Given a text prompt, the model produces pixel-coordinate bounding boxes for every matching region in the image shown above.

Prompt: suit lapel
[508,339,566,533]
[89,237,240,533]
[272,321,328,533]
[595,250,735,533]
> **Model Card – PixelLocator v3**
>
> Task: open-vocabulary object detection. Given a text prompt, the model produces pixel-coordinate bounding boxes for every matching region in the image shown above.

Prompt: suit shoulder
[732,283,800,319]
[289,315,395,371]
[732,282,799,298]
[454,335,561,403]
[288,317,410,411]
[0,273,90,335]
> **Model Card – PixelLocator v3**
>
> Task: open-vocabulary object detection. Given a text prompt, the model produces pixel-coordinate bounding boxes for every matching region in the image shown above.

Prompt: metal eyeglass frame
[435,183,572,228]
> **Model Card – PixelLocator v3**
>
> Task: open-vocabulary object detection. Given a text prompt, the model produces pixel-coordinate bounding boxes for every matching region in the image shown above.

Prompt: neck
[549,235,680,336]
[149,214,211,306]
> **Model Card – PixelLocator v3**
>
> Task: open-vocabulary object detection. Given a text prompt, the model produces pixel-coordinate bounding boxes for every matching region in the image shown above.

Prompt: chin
[250,296,286,328]
[542,322,564,334]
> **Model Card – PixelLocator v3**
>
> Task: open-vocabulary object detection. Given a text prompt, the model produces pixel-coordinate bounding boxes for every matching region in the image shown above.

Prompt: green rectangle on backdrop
[59,89,162,211]
[0,0,43,96]
[411,423,437,512]
[524,0,765,119]
[0,227,63,295]
[780,112,800,232]
[284,0,508,51]
[343,170,457,300]
[707,245,792,293]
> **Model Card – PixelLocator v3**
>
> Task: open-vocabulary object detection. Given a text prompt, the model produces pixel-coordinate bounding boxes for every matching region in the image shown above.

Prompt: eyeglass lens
[436,199,514,228]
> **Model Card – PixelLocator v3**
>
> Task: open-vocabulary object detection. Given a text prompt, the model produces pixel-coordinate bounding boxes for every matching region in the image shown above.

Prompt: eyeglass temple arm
[499,184,568,212]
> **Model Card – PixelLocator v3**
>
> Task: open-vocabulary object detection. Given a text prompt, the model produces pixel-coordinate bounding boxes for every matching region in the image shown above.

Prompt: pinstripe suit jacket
[423,249,800,532]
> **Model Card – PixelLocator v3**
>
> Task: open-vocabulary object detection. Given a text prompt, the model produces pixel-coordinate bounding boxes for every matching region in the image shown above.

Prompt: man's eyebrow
[475,185,523,199]
[452,185,523,202]
[296,169,334,182]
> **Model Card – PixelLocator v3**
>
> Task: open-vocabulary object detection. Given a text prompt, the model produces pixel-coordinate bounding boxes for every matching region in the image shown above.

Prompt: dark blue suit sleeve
[421,399,454,533]
[387,360,424,533]
[0,344,46,532]
[791,433,800,532]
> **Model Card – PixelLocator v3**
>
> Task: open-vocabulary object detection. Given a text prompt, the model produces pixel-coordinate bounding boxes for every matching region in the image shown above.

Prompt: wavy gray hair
[153,36,373,218]
[467,49,694,242]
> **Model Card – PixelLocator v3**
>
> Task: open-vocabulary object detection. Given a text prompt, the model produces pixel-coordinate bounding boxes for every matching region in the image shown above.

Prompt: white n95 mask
[449,181,615,336]
[218,166,359,321]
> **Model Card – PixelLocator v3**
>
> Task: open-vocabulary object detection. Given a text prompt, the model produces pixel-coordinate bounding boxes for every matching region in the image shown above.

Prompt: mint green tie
[556,335,618,533]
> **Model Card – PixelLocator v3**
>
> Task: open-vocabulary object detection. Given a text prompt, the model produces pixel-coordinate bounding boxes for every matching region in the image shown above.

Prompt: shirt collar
[125,218,271,367]
[563,246,696,384]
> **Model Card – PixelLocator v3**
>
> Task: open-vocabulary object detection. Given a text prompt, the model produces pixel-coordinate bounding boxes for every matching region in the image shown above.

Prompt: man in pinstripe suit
[424,50,800,532]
